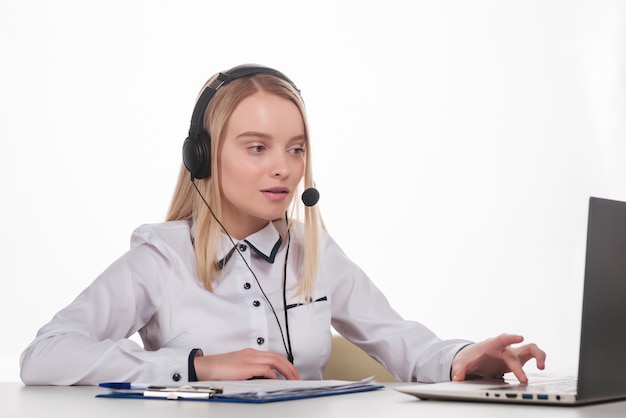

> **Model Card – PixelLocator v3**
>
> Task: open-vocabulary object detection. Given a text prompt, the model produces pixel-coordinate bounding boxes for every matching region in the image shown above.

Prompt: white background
[1,0,625,382]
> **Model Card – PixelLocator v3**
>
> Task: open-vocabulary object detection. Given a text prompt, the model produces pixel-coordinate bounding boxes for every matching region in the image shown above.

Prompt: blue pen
[99,382,147,390]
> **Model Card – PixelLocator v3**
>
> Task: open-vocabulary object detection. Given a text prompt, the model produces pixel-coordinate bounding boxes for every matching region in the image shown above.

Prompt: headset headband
[188,64,299,139]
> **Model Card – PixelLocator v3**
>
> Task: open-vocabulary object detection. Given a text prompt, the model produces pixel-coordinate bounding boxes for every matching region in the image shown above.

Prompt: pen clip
[144,385,224,399]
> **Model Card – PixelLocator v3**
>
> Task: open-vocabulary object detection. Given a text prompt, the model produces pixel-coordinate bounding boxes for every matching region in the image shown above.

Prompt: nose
[271,151,289,178]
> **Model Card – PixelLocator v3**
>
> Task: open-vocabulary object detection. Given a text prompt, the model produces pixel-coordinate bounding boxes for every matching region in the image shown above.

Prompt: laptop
[396,196,626,406]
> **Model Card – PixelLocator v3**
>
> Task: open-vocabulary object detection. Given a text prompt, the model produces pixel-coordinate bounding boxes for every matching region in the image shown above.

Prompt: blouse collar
[215,221,282,269]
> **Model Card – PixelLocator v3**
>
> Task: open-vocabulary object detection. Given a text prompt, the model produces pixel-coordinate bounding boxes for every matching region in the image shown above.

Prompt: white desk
[3,382,626,418]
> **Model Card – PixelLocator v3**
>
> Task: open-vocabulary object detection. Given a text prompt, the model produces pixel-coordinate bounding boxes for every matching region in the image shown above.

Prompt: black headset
[182,64,300,180]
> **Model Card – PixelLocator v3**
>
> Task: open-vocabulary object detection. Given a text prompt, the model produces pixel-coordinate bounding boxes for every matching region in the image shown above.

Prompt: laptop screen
[577,197,626,402]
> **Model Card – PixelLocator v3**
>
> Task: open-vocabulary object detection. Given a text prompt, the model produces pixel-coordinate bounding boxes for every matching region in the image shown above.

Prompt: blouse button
[257,337,265,345]
[239,244,247,252]
[253,300,261,307]
[172,373,181,382]
[243,282,251,290]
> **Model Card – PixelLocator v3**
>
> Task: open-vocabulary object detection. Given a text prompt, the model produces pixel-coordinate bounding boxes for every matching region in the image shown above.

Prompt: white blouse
[20,220,470,385]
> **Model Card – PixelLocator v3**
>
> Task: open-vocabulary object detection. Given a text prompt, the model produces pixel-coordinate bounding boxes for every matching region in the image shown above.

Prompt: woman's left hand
[450,333,546,383]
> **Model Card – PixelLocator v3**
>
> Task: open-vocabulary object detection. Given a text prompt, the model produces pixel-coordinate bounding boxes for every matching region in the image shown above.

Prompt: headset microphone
[301,188,320,207]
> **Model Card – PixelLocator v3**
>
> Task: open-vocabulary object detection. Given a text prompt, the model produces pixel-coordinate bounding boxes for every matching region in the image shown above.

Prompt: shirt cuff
[188,348,203,382]
[448,342,473,381]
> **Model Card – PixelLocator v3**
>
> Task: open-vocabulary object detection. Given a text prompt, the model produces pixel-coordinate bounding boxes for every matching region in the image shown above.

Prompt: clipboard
[97,378,384,403]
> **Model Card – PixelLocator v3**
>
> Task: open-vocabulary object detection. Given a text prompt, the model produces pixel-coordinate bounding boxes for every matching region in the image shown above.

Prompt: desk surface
[4,382,626,418]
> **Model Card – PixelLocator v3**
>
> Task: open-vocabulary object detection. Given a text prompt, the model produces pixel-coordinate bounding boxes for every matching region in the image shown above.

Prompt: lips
[262,187,289,194]
[261,187,290,201]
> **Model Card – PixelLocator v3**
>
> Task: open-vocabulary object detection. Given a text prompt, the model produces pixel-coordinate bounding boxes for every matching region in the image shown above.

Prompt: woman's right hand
[193,348,301,381]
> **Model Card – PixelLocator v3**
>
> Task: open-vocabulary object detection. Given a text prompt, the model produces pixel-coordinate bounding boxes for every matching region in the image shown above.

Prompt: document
[97,377,383,403]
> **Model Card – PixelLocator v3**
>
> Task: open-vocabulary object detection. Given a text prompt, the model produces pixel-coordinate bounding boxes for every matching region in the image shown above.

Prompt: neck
[220,215,269,241]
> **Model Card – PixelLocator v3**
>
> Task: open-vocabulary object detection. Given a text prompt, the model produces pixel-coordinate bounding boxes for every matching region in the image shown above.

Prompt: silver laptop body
[396,197,626,406]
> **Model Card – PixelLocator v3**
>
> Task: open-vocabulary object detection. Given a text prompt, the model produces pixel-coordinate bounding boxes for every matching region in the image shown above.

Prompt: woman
[20,64,545,385]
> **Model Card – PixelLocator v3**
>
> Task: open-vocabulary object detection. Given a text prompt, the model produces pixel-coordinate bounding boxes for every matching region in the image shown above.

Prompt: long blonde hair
[167,70,322,300]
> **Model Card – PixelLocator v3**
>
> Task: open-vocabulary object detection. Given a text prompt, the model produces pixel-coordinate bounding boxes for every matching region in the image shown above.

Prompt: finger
[494,333,524,350]
[271,359,301,380]
[531,345,547,370]
[517,343,547,371]
[255,352,301,380]
[451,369,466,382]
[502,348,528,383]
[244,365,280,380]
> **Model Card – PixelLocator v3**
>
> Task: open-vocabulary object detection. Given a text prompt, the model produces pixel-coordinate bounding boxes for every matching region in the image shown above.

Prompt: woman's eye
[290,147,306,155]
[248,145,265,153]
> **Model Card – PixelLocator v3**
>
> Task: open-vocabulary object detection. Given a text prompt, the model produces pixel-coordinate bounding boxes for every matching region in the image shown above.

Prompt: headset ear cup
[183,133,211,179]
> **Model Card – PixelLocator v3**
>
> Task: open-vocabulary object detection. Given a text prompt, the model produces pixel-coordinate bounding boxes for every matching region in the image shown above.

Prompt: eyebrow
[236,131,271,140]
[235,131,306,142]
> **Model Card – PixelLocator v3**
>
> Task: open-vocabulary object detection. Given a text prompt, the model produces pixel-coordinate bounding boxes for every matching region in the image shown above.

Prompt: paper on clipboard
[97,377,383,403]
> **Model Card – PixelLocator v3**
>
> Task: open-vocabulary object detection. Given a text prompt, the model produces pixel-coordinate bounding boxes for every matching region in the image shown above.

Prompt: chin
[268,213,287,222]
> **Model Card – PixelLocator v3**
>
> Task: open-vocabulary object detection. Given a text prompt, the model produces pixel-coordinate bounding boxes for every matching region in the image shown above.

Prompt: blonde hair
[167,71,323,300]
